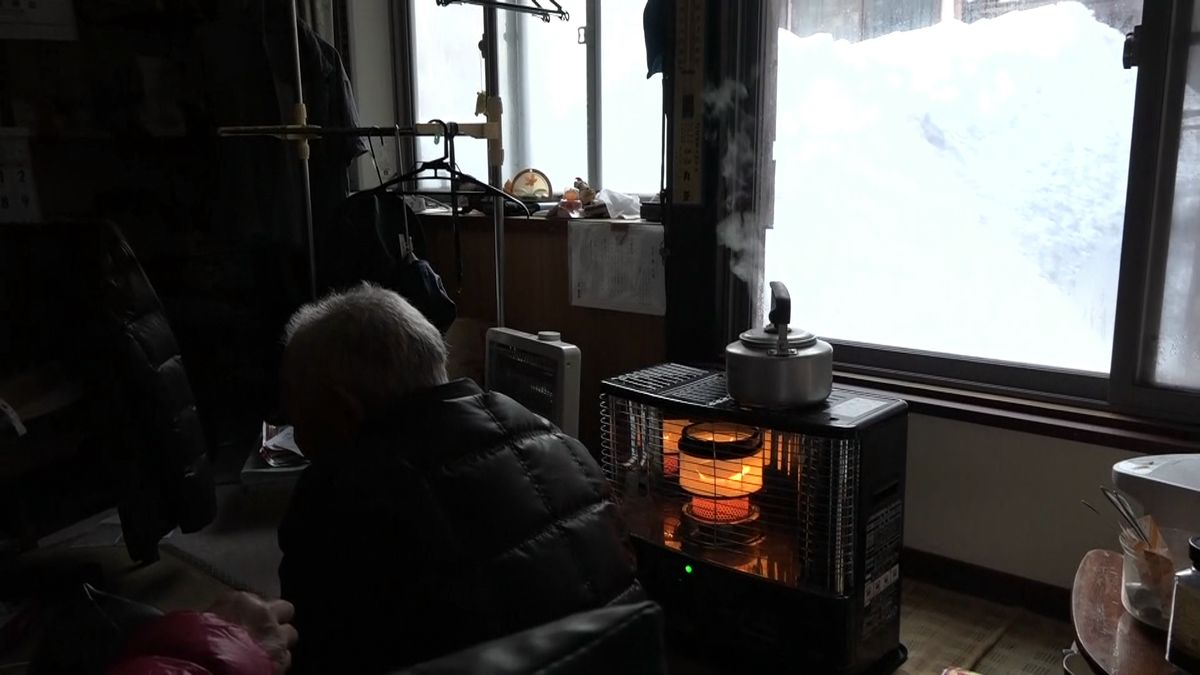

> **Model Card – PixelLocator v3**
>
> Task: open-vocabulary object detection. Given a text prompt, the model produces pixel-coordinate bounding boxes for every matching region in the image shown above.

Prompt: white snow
[765,2,1137,372]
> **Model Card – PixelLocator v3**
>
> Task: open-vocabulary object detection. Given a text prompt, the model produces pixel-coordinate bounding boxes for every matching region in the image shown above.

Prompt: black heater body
[601,364,909,674]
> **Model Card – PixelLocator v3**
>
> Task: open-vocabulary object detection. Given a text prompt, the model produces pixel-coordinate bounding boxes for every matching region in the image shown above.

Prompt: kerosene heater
[601,362,909,673]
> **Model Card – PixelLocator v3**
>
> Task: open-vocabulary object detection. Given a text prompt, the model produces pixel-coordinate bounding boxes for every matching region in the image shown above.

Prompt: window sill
[419,210,658,227]
[835,370,1200,454]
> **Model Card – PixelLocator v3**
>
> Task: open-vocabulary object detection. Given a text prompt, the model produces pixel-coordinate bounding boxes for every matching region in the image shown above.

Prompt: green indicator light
[684,564,693,574]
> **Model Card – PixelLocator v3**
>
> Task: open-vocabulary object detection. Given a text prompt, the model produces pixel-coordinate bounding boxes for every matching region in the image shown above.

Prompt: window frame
[1110,0,1200,421]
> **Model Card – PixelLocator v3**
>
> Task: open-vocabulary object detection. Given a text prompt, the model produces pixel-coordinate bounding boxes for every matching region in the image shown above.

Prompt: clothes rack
[217,0,513,328]
[436,0,569,23]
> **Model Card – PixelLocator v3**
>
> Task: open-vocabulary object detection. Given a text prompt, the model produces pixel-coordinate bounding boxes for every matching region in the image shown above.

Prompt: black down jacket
[0,222,215,562]
[278,379,641,675]
[90,223,216,561]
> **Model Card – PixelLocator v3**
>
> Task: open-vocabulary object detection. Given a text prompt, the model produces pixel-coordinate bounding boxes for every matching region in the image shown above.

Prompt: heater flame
[692,465,753,484]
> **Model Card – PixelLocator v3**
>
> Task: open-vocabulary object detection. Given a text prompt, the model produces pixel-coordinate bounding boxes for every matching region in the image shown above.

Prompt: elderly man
[276,284,640,675]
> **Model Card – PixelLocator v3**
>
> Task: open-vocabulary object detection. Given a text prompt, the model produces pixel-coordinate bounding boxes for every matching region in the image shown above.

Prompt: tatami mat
[901,579,1073,674]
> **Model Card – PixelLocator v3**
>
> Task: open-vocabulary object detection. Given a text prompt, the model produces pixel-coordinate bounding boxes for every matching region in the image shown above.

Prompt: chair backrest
[397,601,667,675]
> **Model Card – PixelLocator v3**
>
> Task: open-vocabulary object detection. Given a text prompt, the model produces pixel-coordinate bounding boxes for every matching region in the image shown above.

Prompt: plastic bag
[597,189,642,219]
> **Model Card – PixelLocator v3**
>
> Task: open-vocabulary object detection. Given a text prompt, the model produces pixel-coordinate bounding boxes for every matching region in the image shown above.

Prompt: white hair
[283,284,449,407]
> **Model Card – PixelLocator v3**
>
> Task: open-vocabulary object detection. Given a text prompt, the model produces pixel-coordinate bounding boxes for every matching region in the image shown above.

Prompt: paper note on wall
[568,222,666,316]
[0,129,41,223]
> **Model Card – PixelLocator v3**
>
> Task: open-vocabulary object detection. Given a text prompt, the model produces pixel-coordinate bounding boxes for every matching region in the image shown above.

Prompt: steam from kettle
[706,78,763,285]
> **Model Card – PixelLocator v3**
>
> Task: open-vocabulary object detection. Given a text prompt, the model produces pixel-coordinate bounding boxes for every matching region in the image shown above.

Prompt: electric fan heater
[485,327,581,437]
[601,363,908,674]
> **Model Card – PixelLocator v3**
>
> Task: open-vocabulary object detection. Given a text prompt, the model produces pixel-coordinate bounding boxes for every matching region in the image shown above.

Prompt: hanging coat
[318,191,457,333]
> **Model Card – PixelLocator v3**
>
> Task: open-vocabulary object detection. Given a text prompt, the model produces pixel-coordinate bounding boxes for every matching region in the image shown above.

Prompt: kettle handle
[768,281,791,327]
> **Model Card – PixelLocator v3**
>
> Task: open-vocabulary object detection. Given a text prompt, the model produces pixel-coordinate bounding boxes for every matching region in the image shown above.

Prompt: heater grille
[485,327,580,437]
[608,362,710,394]
[601,394,860,595]
[489,342,557,422]
[600,363,909,673]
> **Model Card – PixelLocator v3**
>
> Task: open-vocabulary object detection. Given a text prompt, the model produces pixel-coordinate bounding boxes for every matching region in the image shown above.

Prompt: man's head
[281,284,449,459]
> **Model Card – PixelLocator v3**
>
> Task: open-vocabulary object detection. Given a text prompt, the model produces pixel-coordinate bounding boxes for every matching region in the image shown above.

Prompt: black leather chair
[397,601,668,675]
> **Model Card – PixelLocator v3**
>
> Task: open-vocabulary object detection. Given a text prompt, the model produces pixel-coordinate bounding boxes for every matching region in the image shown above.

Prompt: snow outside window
[765,0,1143,374]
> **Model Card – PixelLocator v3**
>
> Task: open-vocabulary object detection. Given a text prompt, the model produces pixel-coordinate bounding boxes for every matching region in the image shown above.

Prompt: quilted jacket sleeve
[89,223,217,562]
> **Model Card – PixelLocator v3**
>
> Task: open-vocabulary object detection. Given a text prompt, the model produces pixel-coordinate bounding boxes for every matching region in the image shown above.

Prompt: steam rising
[706,79,762,286]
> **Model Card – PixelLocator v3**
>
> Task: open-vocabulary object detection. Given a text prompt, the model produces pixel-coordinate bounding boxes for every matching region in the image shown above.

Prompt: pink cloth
[106,612,273,675]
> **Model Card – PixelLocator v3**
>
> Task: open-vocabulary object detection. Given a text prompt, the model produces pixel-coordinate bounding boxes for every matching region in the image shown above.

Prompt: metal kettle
[725,281,833,408]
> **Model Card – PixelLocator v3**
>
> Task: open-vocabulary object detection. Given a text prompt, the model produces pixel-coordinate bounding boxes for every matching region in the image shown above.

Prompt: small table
[1072,549,1185,675]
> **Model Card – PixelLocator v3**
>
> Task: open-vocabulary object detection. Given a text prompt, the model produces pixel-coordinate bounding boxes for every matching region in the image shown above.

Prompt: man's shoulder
[473,390,562,436]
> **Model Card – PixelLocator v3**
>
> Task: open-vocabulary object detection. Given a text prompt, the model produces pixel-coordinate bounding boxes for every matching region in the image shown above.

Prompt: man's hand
[207,591,299,674]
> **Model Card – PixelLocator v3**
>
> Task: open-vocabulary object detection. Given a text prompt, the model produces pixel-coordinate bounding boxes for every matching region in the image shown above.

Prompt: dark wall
[1,1,340,455]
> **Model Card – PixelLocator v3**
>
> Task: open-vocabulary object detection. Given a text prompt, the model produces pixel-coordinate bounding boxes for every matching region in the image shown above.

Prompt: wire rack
[601,393,860,595]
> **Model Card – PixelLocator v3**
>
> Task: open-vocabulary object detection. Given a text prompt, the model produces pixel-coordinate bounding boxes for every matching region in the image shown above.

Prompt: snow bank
[766,2,1136,372]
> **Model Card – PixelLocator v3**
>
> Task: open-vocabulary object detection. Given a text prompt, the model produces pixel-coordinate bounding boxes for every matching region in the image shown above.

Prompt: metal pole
[484,5,505,328]
[585,0,602,186]
[287,0,317,301]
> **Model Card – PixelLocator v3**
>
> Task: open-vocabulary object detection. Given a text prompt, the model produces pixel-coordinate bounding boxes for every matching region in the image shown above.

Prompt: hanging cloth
[644,0,668,78]
[319,191,457,333]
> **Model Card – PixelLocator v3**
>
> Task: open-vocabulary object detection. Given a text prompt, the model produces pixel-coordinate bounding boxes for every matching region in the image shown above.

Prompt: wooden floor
[901,579,1074,674]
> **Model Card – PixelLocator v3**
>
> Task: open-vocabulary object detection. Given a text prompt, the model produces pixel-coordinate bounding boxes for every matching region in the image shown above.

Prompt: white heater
[485,328,581,438]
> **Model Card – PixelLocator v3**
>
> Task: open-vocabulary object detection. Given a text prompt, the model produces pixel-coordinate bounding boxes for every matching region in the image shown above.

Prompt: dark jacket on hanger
[278,379,642,675]
[319,193,457,333]
[0,222,216,562]
[195,0,365,416]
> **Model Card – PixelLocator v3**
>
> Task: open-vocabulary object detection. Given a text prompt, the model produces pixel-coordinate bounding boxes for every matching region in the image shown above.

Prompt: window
[765,0,1142,375]
[601,0,665,195]
[1109,0,1200,417]
[1147,2,1200,393]
[409,1,663,197]
[498,9,588,189]
[411,0,490,180]
[732,0,1200,418]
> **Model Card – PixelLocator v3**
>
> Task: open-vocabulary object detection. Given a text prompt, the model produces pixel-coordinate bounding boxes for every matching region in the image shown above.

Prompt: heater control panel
[863,499,904,637]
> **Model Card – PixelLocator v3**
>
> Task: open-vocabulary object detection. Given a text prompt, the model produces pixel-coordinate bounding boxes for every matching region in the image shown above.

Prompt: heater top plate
[601,363,905,435]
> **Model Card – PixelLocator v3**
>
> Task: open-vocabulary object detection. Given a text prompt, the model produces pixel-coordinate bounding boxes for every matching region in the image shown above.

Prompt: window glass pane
[602,0,664,195]
[500,8,586,194]
[412,1,488,180]
[764,0,1141,373]
[1151,4,1200,392]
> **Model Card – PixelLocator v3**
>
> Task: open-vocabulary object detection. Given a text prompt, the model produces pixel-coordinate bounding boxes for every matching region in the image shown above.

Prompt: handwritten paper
[568,222,665,316]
